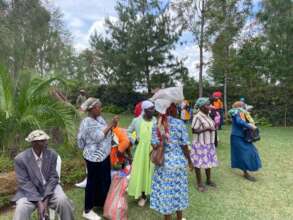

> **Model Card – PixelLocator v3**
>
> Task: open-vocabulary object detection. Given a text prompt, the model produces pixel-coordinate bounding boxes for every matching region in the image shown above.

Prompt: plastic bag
[104,168,131,220]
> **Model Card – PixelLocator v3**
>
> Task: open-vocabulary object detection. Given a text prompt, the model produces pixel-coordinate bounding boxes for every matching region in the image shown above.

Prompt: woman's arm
[182,145,192,168]
[234,114,254,129]
[127,118,137,144]
[191,116,214,133]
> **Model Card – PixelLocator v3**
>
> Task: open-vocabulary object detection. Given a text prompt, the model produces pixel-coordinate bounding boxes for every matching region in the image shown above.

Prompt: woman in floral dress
[150,102,192,220]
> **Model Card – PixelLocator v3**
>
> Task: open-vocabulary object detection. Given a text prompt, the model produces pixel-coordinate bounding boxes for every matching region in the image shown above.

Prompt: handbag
[150,144,164,166]
[244,127,260,143]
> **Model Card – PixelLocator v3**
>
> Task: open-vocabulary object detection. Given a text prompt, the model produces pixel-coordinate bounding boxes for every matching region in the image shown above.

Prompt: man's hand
[37,199,49,220]
[37,201,45,220]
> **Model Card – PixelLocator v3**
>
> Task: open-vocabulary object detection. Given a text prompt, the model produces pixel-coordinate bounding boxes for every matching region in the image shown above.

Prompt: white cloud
[48,0,117,51]
[88,16,118,39]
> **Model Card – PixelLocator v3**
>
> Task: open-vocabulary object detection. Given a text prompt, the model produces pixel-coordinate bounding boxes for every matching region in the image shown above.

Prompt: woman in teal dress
[127,100,156,207]
[150,102,192,220]
[230,101,262,181]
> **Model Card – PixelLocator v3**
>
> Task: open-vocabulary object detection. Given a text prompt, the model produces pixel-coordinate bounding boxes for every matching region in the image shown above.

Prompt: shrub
[103,104,125,114]
[61,159,85,186]
[0,156,13,173]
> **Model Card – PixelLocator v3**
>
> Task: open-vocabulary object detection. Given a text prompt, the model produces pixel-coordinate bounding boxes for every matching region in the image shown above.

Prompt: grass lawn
[1,114,293,219]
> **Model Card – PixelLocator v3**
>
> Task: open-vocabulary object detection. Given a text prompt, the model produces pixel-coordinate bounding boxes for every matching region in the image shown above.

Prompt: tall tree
[90,0,181,94]
[172,0,213,97]
[257,0,293,126]
[207,0,251,116]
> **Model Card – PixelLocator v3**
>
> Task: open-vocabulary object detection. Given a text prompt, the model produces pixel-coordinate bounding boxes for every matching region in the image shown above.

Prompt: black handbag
[244,127,260,143]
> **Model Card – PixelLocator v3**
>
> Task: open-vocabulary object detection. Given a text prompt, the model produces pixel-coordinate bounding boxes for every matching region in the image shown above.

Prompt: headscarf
[80,97,102,111]
[141,100,154,111]
[25,130,50,142]
[195,97,210,108]
[229,101,246,120]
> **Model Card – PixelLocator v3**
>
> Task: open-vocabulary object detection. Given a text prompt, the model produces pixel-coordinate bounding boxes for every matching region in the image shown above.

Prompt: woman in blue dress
[230,101,262,182]
[150,102,192,220]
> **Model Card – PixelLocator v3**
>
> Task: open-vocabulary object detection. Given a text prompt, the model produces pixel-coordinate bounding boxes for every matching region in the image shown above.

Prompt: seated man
[12,130,74,220]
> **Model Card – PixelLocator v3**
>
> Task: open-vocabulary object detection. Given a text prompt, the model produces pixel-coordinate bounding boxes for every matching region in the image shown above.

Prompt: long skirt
[84,156,111,211]
[231,135,262,172]
[190,142,218,169]
[150,167,188,215]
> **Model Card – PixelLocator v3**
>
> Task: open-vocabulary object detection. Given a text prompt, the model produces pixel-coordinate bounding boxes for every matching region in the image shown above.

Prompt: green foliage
[0,66,79,155]
[0,194,11,210]
[103,105,126,114]
[90,0,183,93]
[0,156,13,173]
[61,159,86,186]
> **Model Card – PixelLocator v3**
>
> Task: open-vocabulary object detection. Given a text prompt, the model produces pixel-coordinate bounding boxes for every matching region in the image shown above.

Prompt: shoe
[244,174,256,182]
[75,178,87,188]
[206,181,217,187]
[82,210,101,220]
[138,197,147,207]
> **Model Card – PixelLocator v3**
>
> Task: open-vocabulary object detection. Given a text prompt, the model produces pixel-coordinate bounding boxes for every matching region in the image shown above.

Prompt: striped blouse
[191,111,215,145]
[77,116,112,162]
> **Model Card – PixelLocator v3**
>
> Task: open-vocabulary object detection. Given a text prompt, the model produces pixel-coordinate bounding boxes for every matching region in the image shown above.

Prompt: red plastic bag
[103,175,128,220]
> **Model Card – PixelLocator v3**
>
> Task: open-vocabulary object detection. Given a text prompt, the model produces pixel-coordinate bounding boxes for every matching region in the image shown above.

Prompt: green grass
[1,114,293,219]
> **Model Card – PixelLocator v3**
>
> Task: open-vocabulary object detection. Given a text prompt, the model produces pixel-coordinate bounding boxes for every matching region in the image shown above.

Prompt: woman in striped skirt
[191,97,219,192]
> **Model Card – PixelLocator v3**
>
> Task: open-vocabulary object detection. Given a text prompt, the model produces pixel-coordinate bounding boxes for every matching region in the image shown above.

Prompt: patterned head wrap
[195,97,210,108]
[25,130,50,142]
[80,97,102,111]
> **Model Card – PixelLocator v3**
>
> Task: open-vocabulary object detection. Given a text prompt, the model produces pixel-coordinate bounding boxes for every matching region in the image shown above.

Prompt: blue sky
[49,0,260,79]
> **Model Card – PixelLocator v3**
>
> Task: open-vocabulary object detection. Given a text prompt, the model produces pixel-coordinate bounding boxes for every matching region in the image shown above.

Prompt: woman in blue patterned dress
[150,102,192,220]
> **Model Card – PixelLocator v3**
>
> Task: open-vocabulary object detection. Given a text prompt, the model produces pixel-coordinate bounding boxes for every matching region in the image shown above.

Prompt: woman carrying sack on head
[127,100,156,207]
[150,99,192,220]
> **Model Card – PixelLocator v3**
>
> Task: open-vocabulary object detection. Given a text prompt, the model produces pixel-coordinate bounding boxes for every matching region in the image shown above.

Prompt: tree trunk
[224,72,228,119]
[198,0,205,98]
[284,102,288,128]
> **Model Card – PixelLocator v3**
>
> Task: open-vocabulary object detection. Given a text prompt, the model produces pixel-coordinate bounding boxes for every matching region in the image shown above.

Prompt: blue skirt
[231,135,262,172]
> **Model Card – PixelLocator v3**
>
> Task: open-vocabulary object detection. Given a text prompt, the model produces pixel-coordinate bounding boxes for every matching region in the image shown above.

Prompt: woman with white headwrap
[127,100,156,207]
[150,99,192,220]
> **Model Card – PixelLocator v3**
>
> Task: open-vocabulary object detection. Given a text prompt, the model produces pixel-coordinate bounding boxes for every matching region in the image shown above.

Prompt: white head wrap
[141,100,154,111]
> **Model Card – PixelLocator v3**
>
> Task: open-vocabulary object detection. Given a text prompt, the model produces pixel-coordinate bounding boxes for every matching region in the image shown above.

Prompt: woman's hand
[249,123,257,130]
[111,115,119,128]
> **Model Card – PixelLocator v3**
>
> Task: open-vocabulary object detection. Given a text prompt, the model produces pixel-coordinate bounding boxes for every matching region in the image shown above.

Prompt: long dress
[231,114,262,171]
[127,119,155,199]
[150,116,189,215]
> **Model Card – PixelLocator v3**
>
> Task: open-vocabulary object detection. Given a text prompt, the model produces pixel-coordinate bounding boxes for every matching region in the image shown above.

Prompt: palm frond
[0,66,13,119]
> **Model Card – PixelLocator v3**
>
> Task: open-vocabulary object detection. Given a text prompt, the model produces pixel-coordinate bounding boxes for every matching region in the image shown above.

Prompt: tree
[0,66,79,155]
[0,0,75,79]
[207,0,251,116]
[257,0,293,126]
[90,0,181,94]
[172,0,214,97]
